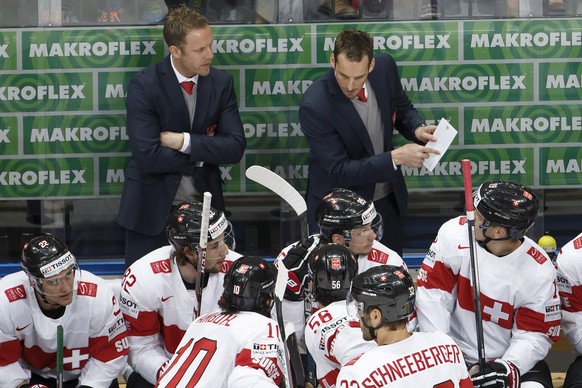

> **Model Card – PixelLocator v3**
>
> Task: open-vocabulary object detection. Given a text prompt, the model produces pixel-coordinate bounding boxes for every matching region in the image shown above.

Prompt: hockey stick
[195,192,212,318]
[275,260,294,388]
[246,165,308,239]
[246,165,307,387]
[462,159,487,369]
[57,324,64,388]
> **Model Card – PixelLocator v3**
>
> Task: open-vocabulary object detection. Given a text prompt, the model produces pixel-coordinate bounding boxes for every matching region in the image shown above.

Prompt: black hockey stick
[462,159,487,369]
[195,192,212,318]
[57,324,64,388]
[246,165,306,388]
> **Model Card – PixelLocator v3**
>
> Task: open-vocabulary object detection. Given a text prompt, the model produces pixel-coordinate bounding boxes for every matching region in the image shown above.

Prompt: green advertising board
[0,20,581,199]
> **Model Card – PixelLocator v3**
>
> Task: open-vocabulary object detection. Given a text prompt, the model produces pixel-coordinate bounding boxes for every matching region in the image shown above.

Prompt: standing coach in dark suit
[118,6,245,268]
[299,29,438,256]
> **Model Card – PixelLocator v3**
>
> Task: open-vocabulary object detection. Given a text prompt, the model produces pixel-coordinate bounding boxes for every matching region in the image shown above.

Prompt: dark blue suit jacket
[299,54,424,231]
[118,56,245,236]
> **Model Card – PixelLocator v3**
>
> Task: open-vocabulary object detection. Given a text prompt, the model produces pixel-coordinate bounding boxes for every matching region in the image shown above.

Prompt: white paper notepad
[423,118,458,172]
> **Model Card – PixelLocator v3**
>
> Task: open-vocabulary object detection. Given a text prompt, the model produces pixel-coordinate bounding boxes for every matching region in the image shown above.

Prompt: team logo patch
[574,236,582,250]
[527,247,547,265]
[237,264,250,274]
[368,248,389,264]
[331,257,341,270]
[5,285,26,302]
[150,259,172,274]
[77,281,98,297]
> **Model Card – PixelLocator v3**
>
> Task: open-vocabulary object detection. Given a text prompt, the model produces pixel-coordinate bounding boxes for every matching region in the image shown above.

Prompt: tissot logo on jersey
[544,304,561,321]
[40,252,74,277]
[251,342,279,357]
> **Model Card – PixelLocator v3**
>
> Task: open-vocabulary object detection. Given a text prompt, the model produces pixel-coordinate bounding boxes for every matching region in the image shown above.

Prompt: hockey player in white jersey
[277,189,406,353]
[337,265,473,387]
[119,201,240,388]
[156,256,286,387]
[555,232,582,387]
[0,234,128,388]
[416,180,561,388]
[304,243,376,387]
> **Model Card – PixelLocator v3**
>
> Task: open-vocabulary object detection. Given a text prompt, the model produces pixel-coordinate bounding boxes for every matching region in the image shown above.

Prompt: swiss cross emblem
[331,257,341,270]
[64,348,90,370]
[177,215,184,223]
[379,275,387,282]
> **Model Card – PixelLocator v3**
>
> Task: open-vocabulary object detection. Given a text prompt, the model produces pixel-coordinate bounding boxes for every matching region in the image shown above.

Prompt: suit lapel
[192,73,211,135]
[160,57,192,131]
[327,72,375,155]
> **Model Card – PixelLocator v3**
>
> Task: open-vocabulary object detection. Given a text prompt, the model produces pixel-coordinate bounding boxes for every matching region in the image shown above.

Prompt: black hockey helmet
[221,256,277,316]
[349,265,415,323]
[315,188,383,242]
[166,201,235,250]
[21,233,77,280]
[473,180,539,240]
[309,243,358,304]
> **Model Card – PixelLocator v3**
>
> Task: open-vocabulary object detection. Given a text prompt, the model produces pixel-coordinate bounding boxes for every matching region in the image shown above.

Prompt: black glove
[277,236,319,301]
[470,359,520,388]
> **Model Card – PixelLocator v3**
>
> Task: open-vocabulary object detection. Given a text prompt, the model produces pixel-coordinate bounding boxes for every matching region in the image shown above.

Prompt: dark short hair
[163,5,209,49]
[333,29,374,65]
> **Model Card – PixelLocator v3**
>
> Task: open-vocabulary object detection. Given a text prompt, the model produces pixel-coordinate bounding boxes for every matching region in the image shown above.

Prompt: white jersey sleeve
[556,233,582,354]
[336,331,472,387]
[305,301,375,387]
[156,311,285,388]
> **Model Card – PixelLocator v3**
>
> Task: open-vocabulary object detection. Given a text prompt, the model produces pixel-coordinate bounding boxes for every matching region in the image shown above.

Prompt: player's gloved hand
[469,359,520,388]
[277,236,319,301]
[157,359,171,379]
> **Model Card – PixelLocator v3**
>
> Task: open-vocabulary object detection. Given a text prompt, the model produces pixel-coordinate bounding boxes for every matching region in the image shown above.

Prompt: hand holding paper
[423,118,458,172]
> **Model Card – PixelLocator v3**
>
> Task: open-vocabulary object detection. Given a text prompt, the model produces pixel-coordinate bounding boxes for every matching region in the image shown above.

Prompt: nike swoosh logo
[16,323,31,331]
[161,296,174,302]
[458,244,470,250]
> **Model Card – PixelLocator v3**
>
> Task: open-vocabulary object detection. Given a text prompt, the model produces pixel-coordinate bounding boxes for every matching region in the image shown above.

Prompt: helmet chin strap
[362,319,384,340]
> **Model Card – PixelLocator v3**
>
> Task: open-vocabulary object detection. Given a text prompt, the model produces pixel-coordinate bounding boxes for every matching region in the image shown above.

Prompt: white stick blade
[246,165,307,217]
[199,192,212,249]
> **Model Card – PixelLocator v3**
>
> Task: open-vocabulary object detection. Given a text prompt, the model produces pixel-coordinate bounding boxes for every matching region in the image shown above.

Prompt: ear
[169,45,181,59]
[495,226,509,239]
[369,307,383,326]
[331,233,344,245]
[184,246,198,261]
[330,53,336,69]
[368,57,376,73]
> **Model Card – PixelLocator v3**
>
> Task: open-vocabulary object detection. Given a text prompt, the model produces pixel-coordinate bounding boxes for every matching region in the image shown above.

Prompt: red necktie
[357,88,367,102]
[180,81,195,95]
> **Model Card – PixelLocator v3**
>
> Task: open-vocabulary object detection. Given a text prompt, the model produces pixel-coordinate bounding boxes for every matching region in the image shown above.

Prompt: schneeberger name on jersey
[40,252,75,277]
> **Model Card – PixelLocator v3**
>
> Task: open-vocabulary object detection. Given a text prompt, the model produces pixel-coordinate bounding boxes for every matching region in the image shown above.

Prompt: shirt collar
[170,56,200,84]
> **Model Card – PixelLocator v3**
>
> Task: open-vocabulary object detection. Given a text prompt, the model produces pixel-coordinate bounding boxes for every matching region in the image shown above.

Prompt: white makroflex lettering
[484,302,509,324]
[64,349,90,369]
